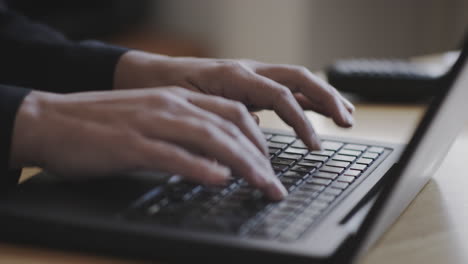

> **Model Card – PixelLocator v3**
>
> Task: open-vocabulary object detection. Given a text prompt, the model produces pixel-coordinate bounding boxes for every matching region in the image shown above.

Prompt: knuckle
[219,119,238,133]
[229,101,249,121]
[149,91,174,104]
[167,86,187,95]
[195,121,219,139]
[273,86,292,101]
[217,60,247,75]
[297,66,311,76]
[224,121,243,139]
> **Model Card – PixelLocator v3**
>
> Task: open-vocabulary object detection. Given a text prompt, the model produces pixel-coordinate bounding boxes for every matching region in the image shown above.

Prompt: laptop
[0,36,467,263]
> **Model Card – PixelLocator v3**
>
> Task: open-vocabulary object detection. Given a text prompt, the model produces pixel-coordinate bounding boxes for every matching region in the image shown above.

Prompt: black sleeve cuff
[0,85,31,191]
[56,41,129,93]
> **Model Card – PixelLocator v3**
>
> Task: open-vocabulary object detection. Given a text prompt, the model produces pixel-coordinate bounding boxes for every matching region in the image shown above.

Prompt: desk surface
[2,102,468,264]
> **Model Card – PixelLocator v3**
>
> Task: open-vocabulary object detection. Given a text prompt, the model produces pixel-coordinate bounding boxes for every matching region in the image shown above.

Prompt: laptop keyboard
[125,132,387,242]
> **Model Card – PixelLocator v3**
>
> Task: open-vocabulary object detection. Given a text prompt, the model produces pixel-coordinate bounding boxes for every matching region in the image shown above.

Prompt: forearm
[0,9,128,93]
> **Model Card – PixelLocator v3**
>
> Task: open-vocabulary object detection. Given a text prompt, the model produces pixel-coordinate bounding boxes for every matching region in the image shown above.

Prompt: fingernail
[214,166,231,181]
[345,113,354,127]
[310,135,322,151]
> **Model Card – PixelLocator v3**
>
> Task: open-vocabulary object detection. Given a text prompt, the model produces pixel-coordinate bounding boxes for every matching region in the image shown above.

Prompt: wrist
[9,91,56,169]
[113,50,180,90]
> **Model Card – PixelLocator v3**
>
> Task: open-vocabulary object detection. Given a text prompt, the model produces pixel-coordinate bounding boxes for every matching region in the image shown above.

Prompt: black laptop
[0,38,467,263]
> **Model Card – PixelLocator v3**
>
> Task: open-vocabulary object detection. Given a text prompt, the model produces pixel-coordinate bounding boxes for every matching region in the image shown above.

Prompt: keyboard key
[350,163,367,171]
[146,204,161,215]
[276,201,303,213]
[268,148,281,155]
[344,144,367,151]
[278,153,302,160]
[307,200,329,210]
[368,146,385,153]
[268,142,288,149]
[356,158,373,165]
[263,133,273,140]
[338,149,362,156]
[319,166,344,174]
[297,161,322,168]
[306,178,332,186]
[326,160,350,168]
[271,135,296,144]
[344,169,361,177]
[280,178,302,192]
[284,147,309,155]
[331,181,349,190]
[301,207,322,218]
[362,152,379,159]
[333,155,356,162]
[313,171,339,180]
[298,184,324,193]
[321,141,344,151]
[289,190,315,200]
[337,175,355,183]
[309,150,334,156]
[324,187,342,196]
[267,210,292,221]
[304,154,328,162]
[291,140,307,149]
[271,158,295,166]
[272,164,289,173]
[280,177,298,186]
[317,193,336,203]
[285,195,309,205]
[282,171,306,179]
[291,165,314,174]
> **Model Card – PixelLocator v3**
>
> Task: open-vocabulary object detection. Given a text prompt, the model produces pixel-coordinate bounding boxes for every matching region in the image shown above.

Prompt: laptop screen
[352,34,468,260]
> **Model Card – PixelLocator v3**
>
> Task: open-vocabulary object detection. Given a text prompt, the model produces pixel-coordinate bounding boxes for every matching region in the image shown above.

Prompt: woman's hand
[10,87,287,200]
[115,51,355,150]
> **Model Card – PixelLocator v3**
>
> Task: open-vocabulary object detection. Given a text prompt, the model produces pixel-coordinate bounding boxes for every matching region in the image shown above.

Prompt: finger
[142,111,287,200]
[255,65,354,127]
[238,74,322,150]
[185,93,268,156]
[295,89,354,128]
[293,93,330,117]
[135,138,231,185]
[336,91,355,114]
[177,106,287,200]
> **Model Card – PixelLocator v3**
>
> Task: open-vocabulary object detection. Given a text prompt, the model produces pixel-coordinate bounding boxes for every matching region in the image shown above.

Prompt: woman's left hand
[114,50,355,150]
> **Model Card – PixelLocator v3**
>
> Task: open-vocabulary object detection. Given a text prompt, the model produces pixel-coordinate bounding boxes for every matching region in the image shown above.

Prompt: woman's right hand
[10,87,287,200]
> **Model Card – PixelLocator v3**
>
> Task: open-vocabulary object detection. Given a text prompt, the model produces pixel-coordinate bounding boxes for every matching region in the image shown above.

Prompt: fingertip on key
[307,134,323,151]
[270,180,288,201]
[344,112,354,127]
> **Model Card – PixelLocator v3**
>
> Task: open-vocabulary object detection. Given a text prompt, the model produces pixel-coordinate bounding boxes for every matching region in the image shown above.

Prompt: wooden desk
[2,102,468,264]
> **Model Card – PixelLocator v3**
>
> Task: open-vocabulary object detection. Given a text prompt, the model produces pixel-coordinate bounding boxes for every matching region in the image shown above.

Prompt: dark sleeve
[0,85,30,191]
[0,5,130,190]
[0,8,129,93]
